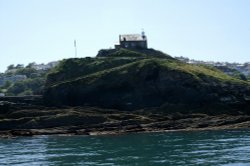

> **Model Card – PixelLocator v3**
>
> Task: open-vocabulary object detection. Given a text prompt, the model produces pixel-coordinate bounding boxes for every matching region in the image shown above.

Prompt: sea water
[1,130,250,166]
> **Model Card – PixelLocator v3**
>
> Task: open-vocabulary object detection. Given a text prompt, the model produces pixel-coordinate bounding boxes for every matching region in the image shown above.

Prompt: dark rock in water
[10,130,34,136]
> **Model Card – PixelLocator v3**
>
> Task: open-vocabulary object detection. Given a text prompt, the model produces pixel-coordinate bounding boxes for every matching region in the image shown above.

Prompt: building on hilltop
[115,31,147,49]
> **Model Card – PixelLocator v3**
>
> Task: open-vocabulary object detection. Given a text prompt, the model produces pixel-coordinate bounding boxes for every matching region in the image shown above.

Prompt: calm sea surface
[1,130,250,166]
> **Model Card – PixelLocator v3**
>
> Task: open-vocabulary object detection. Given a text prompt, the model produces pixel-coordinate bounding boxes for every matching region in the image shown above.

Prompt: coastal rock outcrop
[44,48,250,113]
[1,48,250,137]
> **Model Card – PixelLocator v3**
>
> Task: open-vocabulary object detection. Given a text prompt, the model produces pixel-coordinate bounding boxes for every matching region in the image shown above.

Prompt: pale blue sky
[0,0,250,72]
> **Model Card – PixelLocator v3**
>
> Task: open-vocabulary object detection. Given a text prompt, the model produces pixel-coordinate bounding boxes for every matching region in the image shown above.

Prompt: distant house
[115,31,147,49]
[31,61,59,70]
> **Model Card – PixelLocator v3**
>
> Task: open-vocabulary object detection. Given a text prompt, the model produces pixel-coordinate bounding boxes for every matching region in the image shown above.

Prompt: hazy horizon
[1,0,250,72]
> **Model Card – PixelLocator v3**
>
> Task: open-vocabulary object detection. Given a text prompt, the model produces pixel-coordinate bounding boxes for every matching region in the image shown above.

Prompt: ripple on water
[0,130,250,165]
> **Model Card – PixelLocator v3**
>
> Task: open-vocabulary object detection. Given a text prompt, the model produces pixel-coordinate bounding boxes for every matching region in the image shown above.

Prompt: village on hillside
[0,61,58,96]
[175,56,250,77]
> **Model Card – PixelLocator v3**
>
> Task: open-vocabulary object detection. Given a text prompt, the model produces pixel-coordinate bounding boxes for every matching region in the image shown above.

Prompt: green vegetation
[6,77,45,96]
[48,56,246,89]
[1,81,12,89]
[215,66,248,81]
[47,48,174,86]
[0,64,50,96]
[44,48,250,112]
[46,56,139,86]
[97,48,173,59]
[1,47,249,112]
[97,48,146,57]
[1,49,250,136]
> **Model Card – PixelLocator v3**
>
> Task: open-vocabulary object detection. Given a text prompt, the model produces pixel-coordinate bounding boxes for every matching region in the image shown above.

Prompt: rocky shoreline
[1,103,250,138]
[1,49,250,138]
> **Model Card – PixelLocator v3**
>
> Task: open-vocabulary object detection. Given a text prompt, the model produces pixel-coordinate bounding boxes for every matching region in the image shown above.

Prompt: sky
[0,0,250,72]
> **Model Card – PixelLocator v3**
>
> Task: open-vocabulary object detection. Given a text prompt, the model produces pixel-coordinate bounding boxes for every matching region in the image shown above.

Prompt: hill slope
[44,48,250,113]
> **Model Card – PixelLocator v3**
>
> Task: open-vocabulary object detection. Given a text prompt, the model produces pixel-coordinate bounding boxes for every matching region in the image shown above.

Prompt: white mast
[74,40,77,58]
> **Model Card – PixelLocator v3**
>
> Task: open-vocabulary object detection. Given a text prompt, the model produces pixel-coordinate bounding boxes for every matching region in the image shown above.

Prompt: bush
[6,77,45,96]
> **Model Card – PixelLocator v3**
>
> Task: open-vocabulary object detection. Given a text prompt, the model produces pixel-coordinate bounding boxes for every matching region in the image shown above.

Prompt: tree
[16,64,24,69]
[239,74,247,81]
[7,64,15,70]
[19,89,33,96]
[8,81,26,95]
[2,80,12,89]
[15,68,37,78]
[25,78,45,95]
[26,62,36,69]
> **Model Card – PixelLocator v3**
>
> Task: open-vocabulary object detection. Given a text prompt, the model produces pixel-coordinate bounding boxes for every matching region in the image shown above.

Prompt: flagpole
[74,40,77,58]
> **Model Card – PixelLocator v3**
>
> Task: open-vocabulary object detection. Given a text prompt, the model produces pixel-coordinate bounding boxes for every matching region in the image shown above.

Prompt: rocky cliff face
[44,48,250,113]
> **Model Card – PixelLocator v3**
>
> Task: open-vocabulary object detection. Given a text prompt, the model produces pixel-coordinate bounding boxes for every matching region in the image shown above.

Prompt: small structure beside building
[115,31,148,49]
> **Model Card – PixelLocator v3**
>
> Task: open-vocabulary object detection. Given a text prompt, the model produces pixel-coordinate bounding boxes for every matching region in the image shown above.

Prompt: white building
[31,61,59,70]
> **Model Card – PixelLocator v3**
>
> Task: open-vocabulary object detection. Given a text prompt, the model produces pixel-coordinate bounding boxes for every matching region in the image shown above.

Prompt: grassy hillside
[46,48,173,86]
[44,48,250,113]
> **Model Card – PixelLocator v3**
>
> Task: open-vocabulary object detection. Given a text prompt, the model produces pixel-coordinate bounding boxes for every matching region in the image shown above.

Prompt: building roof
[120,34,146,41]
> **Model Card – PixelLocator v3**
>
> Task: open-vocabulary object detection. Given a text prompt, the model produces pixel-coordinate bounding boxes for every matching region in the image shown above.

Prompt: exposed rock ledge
[1,106,250,138]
